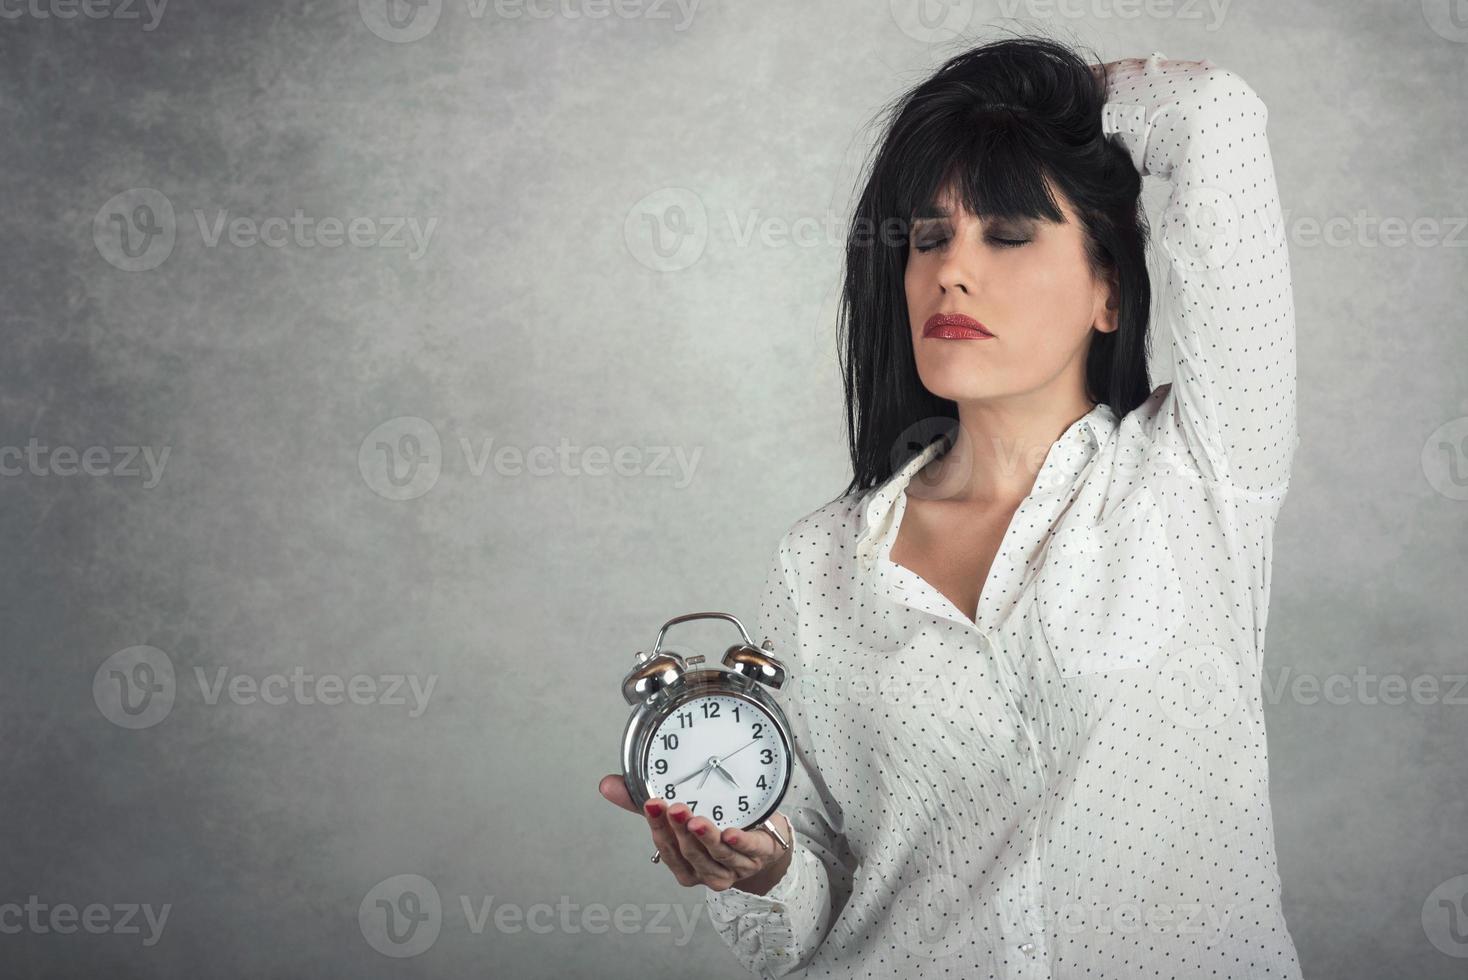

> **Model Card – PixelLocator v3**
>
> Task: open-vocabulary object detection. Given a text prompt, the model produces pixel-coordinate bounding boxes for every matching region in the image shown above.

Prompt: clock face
[642,693,789,831]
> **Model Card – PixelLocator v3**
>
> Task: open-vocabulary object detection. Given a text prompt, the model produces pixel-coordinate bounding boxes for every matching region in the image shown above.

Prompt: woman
[600,34,1303,978]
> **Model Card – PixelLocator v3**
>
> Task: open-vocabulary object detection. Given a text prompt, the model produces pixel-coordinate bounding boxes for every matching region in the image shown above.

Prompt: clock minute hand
[713,737,761,767]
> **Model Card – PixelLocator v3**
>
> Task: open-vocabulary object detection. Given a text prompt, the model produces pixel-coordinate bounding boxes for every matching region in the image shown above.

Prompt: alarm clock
[620,612,794,863]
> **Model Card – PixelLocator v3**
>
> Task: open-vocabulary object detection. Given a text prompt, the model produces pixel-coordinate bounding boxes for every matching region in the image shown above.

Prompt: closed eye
[913,234,1030,253]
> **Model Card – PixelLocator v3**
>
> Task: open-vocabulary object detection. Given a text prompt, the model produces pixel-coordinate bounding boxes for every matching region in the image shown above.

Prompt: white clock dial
[643,693,789,830]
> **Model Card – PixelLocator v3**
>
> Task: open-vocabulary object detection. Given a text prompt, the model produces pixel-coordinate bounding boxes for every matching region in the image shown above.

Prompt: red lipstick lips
[923,313,995,339]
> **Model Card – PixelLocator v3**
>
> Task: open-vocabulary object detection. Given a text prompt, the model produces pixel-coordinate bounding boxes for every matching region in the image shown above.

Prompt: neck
[912,386,1096,506]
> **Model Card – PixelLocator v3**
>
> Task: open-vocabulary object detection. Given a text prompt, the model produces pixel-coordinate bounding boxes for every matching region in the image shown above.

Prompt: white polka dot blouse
[704,52,1303,979]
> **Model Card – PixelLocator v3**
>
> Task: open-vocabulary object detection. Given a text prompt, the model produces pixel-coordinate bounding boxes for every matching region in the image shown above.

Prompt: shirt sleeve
[703,531,855,978]
[1100,52,1299,497]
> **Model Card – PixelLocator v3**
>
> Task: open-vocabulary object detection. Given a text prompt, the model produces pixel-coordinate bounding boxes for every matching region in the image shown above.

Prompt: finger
[720,811,794,882]
[667,804,736,886]
[689,816,760,879]
[716,822,779,864]
[598,773,637,813]
[643,800,699,886]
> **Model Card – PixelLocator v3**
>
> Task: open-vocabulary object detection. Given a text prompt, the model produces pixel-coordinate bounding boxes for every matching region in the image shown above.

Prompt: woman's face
[903,179,1117,404]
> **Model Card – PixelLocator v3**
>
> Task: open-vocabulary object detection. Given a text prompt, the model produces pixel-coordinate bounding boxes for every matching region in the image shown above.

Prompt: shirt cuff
[1101,101,1151,174]
[705,829,805,914]
[1099,50,1171,174]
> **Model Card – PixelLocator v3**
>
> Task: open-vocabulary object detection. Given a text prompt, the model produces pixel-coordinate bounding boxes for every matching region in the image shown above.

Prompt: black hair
[834,31,1153,500]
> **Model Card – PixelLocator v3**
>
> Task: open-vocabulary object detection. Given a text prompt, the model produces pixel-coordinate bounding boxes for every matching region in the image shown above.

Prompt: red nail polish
[693,824,705,836]
[725,831,740,844]
[645,802,664,818]
[671,809,688,824]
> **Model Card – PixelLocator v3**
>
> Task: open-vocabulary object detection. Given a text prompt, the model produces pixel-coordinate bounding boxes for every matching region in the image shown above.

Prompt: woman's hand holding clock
[598,773,795,894]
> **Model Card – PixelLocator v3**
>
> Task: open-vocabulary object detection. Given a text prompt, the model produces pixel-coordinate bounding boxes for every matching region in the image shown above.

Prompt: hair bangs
[898,116,1067,236]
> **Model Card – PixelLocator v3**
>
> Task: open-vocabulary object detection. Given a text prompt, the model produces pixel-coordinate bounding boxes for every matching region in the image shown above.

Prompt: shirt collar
[854,402,1118,565]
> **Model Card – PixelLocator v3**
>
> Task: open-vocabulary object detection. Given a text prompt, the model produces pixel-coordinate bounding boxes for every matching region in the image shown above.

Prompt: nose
[938,262,971,295]
[935,232,975,295]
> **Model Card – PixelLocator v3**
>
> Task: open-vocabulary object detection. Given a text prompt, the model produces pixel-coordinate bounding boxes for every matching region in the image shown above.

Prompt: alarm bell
[619,612,785,706]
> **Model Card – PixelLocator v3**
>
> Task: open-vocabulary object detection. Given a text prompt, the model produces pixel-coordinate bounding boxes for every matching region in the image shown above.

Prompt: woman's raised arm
[1099,53,1299,497]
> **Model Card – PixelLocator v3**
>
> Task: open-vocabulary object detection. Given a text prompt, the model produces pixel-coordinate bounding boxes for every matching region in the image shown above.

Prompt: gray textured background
[2,1,1466,977]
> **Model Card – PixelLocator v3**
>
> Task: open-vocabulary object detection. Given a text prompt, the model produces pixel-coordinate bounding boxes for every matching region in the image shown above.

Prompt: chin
[915,364,1002,402]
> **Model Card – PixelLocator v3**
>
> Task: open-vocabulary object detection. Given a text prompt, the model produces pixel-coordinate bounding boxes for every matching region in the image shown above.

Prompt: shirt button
[1018,941,1036,955]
